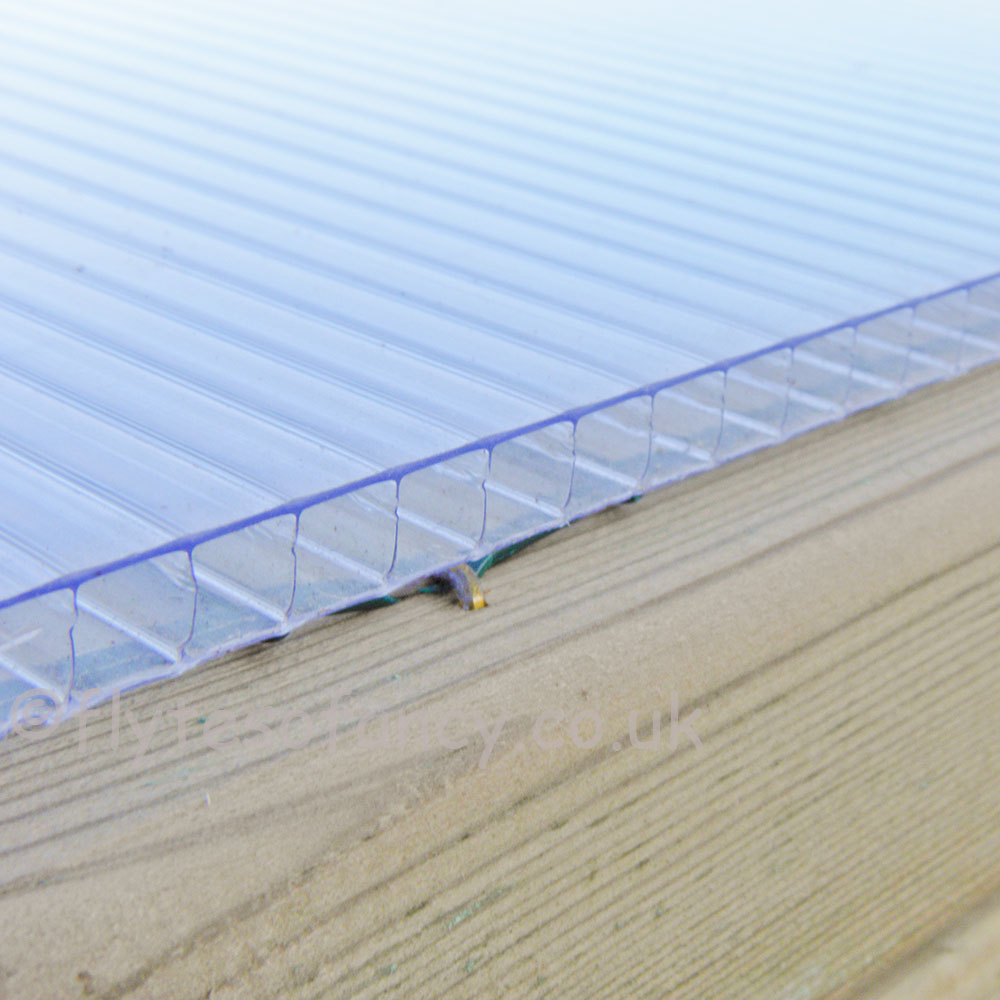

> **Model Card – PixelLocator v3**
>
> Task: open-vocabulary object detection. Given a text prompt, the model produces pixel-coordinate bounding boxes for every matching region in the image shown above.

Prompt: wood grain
[2,364,1000,999]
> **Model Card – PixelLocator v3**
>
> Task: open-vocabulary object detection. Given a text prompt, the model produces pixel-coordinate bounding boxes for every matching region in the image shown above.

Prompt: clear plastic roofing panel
[2,0,999,730]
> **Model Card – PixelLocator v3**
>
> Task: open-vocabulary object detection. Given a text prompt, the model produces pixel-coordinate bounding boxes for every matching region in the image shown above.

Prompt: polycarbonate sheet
[2,0,1000,732]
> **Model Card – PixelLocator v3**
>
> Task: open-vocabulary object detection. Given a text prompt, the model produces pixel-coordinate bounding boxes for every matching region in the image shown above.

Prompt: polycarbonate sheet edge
[3,270,999,736]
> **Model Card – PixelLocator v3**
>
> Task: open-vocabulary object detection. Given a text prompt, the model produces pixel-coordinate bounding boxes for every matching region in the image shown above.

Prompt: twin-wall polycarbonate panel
[2,0,1000,731]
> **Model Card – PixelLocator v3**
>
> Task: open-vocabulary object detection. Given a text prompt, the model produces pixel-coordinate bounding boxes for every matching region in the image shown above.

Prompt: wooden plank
[856,896,1000,1000]
[2,364,1000,999]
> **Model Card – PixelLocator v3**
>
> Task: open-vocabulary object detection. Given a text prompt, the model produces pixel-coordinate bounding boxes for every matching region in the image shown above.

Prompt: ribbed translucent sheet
[2,0,1000,731]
